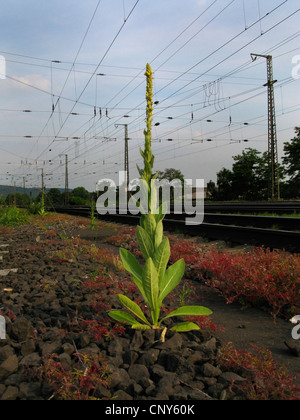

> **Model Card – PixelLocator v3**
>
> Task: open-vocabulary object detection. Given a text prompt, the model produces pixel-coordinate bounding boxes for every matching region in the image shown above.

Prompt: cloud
[13,74,51,92]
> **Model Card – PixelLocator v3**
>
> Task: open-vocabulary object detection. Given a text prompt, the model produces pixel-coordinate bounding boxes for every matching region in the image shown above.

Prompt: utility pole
[115,124,130,190]
[41,168,44,192]
[65,154,69,205]
[251,54,280,200]
[23,177,26,196]
[14,181,16,207]
[59,154,69,205]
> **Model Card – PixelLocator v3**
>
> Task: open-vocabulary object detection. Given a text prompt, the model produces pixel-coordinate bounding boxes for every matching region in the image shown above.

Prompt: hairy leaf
[136,225,154,260]
[161,306,213,323]
[117,295,151,326]
[159,259,185,305]
[170,322,201,332]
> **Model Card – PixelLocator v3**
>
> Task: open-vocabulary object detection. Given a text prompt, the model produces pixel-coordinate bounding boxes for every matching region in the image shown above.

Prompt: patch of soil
[0,218,299,400]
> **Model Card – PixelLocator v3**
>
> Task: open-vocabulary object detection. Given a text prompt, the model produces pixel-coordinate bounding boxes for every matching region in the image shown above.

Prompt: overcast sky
[0,0,299,191]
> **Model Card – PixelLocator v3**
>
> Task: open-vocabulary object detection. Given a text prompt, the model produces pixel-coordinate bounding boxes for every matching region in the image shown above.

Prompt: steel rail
[53,206,300,252]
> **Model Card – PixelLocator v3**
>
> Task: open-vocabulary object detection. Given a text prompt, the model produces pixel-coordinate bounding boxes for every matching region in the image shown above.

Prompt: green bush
[0,207,30,227]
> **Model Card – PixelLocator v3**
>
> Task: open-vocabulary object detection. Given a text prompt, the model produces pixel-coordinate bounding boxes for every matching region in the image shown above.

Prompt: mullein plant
[109,64,212,340]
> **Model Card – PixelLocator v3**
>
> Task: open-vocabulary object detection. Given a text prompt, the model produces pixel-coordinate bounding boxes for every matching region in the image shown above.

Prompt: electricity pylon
[251,54,280,200]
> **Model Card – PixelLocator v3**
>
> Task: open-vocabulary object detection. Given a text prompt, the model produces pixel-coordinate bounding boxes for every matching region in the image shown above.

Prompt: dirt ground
[71,225,300,385]
[1,215,299,390]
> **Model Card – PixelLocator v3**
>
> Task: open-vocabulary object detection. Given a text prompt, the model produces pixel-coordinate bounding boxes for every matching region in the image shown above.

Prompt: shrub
[217,343,300,400]
[0,207,30,227]
[199,248,300,318]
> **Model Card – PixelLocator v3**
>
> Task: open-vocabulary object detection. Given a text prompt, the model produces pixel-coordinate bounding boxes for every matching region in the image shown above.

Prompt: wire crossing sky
[0,0,299,191]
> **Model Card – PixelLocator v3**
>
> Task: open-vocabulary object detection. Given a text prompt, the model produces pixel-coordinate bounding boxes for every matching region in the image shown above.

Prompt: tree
[282,127,300,198]
[70,187,90,205]
[216,168,234,201]
[157,168,185,203]
[214,148,285,201]
[46,189,63,206]
[231,149,266,200]
[157,168,185,184]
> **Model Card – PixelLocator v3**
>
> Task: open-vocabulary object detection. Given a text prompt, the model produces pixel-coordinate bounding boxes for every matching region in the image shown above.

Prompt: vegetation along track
[54,203,300,253]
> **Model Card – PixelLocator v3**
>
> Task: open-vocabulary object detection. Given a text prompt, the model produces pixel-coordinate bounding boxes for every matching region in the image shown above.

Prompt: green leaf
[153,237,170,287]
[117,295,151,326]
[120,248,143,280]
[154,220,163,249]
[136,225,154,260]
[120,248,148,303]
[108,311,139,327]
[155,202,168,224]
[149,180,158,214]
[131,324,152,331]
[144,213,157,240]
[143,258,159,322]
[159,259,185,305]
[170,322,201,332]
[160,306,213,323]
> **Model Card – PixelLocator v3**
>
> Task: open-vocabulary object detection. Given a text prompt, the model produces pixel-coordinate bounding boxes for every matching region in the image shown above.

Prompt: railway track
[53,204,300,253]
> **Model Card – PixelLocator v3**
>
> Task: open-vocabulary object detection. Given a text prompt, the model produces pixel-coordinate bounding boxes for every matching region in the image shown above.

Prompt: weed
[217,342,300,400]
[0,207,30,227]
[37,353,111,400]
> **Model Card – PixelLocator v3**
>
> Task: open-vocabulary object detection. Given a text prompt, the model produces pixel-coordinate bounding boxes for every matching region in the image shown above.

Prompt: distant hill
[0,185,66,199]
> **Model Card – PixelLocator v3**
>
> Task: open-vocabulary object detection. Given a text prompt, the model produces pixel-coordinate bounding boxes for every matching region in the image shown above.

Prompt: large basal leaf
[161,306,213,323]
[120,248,143,280]
[117,295,151,326]
[142,258,159,322]
[153,237,170,287]
[119,248,147,303]
[159,259,185,305]
[108,310,140,327]
[131,324,152,331]
[170,322,201,332]
[136,225,154,260]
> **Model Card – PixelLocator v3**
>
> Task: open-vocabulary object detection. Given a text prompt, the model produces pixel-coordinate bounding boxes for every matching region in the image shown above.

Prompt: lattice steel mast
[251,54,280,200]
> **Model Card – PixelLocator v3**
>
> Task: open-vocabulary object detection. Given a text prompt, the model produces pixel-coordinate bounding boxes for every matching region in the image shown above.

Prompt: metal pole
[251,54,280,200]
[115,124,130,190]
[65,154,69,205]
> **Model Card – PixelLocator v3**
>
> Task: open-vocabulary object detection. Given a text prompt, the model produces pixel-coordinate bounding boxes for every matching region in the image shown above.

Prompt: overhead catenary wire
[1,0,299,190]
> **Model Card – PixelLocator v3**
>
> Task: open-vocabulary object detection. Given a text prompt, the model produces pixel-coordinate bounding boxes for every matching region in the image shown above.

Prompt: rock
[0,345,14,362]
[59,353,72,371]
[137,349,160,367]
[150,364,166,382]
[128,364,150,385]
[11,318,34,341]
[0,384,5,397]
[123,350,139,366]
[110,368,130,389]
[0,386,19,400]
[19,353,41,368]
[19,382,41,400]
[113,390,133,400]
[219,372,246,385]
[130,331,144,350]
[108,339,123,357]
[39,341,62,357]
[202,363,222,378]
[79,333,90,349]
[157,333,183,351]
[21,340,36,357]
[0,355,18,380]
[199,337,217,355]
[62,342,75,356]
[155,376,176,397]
